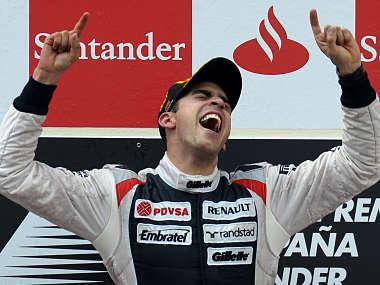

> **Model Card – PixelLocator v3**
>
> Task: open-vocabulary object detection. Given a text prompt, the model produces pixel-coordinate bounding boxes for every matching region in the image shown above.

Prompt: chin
[194,141,223,157]
[186,132,226,155]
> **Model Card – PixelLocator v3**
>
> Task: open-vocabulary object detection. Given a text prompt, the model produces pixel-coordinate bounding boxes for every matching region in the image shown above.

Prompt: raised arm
[0,12,117,244]
[264,9,380,254]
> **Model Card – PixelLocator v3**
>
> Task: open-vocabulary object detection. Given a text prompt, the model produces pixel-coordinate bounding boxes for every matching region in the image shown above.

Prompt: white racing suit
[0,67,379,284]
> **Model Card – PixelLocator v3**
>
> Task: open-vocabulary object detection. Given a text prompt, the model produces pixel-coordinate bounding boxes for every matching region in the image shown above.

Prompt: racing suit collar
[156,152,221,193]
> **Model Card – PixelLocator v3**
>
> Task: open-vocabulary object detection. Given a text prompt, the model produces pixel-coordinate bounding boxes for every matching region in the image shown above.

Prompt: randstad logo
[233,6,309,75]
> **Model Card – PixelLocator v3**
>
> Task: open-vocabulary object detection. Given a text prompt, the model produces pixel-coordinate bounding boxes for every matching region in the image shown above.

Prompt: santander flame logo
[233,6,309,75]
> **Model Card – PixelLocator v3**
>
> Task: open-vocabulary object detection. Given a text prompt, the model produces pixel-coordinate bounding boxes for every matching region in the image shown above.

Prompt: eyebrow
[191,89,230,104]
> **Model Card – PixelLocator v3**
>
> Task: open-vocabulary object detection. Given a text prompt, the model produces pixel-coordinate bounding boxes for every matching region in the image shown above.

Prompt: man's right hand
[33,12,90,85]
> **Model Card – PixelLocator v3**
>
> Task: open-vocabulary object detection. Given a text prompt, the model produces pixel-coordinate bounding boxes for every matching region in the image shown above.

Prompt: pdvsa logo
[233,6,309,75]
[136,200,152,216]
[135,199,191,221]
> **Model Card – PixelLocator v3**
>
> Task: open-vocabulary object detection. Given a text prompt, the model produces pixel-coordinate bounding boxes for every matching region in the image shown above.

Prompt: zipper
[197,194,207,285]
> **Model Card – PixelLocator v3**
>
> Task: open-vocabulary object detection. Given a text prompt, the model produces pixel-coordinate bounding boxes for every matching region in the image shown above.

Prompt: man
[0,9,379,285]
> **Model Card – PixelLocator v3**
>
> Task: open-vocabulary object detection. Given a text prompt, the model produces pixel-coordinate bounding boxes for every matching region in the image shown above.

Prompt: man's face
[169,81,232,156]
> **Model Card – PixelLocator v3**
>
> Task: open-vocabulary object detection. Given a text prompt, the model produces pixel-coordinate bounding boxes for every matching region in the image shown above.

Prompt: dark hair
[161,101,179,143]
[171,102,179,113]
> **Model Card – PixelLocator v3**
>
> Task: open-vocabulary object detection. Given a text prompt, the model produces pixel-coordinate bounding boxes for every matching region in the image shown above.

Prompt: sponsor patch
[137,223,192,245]
[279,164,296,175]
[202,198,256,220]
[186,180,212,189]
[207,247,253,266]
[71,170,89,178]
[203,222,257,243]
[330,146,340,153]
[135,199,191,221]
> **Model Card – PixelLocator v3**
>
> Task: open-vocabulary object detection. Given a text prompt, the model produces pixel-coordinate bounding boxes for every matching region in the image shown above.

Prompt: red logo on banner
[233,6,309,75]
[30,1,191,127]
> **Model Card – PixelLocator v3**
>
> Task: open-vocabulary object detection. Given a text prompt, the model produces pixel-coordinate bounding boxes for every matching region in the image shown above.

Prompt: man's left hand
[310,9,361,75]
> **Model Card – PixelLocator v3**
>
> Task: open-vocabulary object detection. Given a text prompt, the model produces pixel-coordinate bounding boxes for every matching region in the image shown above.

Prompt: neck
[166,147,218,175]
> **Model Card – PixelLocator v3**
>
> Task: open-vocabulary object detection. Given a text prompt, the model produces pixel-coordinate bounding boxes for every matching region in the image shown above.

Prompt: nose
[210,96,225,109]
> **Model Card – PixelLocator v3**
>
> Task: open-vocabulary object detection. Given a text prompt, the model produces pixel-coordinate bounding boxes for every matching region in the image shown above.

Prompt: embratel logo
[207,247,253,266]
[203,222,257,243]
[134,199,191,221]
[233,6,309,75]
[137,223,192,245]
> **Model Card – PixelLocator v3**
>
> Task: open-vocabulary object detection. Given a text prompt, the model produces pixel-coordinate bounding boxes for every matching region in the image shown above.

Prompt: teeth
[200,113,222,132]
[201,113,221,123]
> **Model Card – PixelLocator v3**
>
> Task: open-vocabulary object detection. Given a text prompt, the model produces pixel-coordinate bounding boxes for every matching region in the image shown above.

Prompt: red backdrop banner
[30,0,192,127]
[357,0,380,92]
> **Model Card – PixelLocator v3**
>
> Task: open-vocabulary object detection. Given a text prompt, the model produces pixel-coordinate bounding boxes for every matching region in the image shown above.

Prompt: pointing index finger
[72,12,90,37]
[310,9,321,36]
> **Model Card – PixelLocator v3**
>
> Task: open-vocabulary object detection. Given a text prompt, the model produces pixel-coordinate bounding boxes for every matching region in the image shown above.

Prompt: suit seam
[0,110,20,175]
[92,171,116,243]
[364,104,378,188]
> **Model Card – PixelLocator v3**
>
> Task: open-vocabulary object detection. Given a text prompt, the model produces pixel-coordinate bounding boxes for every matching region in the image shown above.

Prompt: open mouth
[199,113,222,133]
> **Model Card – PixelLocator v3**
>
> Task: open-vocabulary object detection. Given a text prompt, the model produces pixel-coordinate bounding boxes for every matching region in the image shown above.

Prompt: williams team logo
[233,6,309,75]
[202,198,256,220]
[203,222,257,243]
[207,247,254,266]
[137,223,192,245]
[135,199,191,221]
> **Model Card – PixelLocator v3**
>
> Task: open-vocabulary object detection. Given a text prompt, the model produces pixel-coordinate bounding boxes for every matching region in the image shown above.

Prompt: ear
[158,112,176,130]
